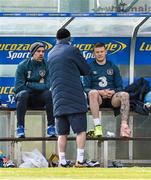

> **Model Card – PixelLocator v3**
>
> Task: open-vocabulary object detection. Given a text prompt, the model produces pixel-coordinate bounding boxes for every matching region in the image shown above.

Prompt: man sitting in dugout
[14,42,55,138]
[83,42,131,138]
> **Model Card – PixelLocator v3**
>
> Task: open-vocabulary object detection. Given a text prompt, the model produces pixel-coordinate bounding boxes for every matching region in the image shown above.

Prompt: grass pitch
[0,167,151,180]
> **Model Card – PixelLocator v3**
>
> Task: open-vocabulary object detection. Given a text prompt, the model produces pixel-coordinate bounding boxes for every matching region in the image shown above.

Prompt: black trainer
[58,160,73,167]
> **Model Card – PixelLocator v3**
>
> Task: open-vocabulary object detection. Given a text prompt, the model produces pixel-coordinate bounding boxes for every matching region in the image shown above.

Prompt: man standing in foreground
[48,28,90,167]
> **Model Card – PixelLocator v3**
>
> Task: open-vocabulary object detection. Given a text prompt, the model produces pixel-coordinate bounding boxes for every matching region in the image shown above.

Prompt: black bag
[125,77,150,101]
[125,77,150,115]
[130,99,149,115]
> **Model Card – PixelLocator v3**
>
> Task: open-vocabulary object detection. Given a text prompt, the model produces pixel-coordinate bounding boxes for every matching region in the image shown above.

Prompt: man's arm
[113,65,123,92]
[82,74,92,94]
[14,64,28,94]
[26,81,49,91]
[72,47,90,76]
[26,70,50,91]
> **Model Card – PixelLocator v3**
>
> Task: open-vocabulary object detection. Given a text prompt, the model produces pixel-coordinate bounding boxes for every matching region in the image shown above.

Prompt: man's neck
[56,37,70,44]
[96,59,106,65]
[31,57,43,63]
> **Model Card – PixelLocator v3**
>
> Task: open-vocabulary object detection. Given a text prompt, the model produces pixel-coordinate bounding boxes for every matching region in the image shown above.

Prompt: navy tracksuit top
[83,60,123,94]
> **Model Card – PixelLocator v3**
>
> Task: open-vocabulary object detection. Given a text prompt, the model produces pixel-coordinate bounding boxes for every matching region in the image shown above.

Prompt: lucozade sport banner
[135,37,151,65]
[0,37,131,108]
[0,37,54,64]
[0,77,15,108]
[0,37,130,64]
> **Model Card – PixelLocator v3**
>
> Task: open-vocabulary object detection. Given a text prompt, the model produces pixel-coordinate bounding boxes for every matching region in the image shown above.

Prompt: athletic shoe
[58,160,73,168]
[3,157,15,167]
[94,125,103,137]
[112,161,123,168]
[86,160,100,167]
[75,161,90,168]
[86,129,95,137]
[16,125,25,138]
[47,125,56,137]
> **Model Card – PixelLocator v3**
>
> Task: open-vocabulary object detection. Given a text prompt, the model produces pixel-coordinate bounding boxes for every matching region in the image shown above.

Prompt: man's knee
[43,90,52,98]
[42,90,53,102]
[121,92,129,101]
[88,90,99,99]
[114,91,129,100]
[16,90,29,101]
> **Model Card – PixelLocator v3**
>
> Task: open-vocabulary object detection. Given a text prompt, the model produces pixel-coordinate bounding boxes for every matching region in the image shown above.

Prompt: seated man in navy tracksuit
[14,42,55,138]
[83,42,131,137]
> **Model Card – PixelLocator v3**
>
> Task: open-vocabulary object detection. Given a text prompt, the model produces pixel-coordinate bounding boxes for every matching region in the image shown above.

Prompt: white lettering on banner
[6,51,30,60]
[83,51,95,60]
[7,94,15,104]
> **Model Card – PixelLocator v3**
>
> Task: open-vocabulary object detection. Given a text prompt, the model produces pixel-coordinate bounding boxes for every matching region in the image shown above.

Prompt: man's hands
[39,78,44,83]
[26,78,44,86]
[98,89,115,99]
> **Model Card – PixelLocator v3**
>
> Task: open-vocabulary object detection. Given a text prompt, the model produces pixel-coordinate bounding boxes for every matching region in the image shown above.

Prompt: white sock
[76,149,84,163]
[59,152,66,165]
[93,118,101,126]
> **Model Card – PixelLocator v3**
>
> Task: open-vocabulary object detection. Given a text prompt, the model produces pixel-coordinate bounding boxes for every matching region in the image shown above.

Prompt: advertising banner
[135,37,151,65]
[0,37,131,65]
[0,12,151,17]
[0,77,15,108]
[73,37,130,65]
[0,37,55,64]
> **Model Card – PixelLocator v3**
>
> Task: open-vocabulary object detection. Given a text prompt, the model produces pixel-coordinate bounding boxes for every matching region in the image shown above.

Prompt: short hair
[56,28,71,40]
[93,42,106,51]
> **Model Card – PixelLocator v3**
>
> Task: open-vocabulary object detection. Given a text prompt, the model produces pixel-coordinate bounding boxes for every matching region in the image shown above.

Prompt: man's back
[48,42,90,117]
[50,28,90,167]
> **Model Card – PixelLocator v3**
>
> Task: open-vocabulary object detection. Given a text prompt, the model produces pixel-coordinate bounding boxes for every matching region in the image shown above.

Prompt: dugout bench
[0,107,151,167]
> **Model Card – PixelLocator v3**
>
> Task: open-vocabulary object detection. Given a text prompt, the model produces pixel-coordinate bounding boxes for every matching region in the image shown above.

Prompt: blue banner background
[0,77,15,108]
[135,37,151,65]
[0,37,131,65]
[0,37,55,64]
[72,37,130,65]
[0,12,151,17]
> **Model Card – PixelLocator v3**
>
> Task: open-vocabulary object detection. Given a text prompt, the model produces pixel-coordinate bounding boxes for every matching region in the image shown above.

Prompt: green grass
[0,167,151,179]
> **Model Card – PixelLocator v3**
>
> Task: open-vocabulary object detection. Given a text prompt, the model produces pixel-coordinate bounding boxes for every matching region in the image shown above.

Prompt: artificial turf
[0,167,151,179]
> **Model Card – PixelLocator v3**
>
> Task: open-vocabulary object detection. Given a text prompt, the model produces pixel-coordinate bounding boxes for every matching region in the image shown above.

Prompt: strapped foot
[120,123,131,137]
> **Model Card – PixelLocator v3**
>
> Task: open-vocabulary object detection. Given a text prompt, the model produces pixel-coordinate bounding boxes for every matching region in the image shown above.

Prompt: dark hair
[56,28,71,40]
[93,42,106,51]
